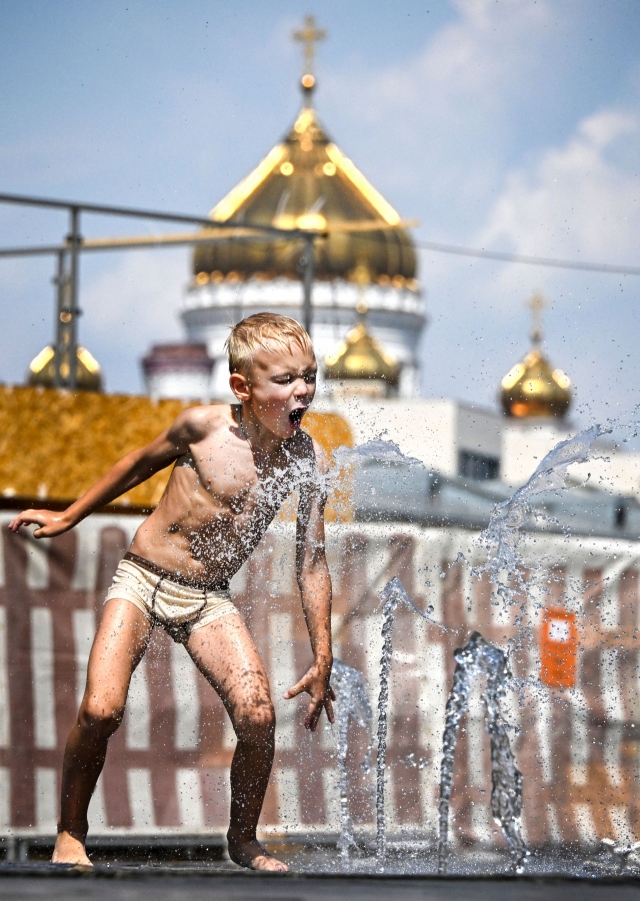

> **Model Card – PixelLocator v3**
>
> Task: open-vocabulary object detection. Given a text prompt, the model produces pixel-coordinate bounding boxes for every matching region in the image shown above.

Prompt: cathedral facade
[144,68,425,402]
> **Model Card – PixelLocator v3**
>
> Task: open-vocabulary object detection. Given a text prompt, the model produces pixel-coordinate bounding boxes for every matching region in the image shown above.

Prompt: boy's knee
[235,698,276,743]
[79,698,125,736]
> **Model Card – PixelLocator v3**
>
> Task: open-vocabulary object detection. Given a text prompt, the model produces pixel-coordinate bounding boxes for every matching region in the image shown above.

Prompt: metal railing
[0,192,320,387]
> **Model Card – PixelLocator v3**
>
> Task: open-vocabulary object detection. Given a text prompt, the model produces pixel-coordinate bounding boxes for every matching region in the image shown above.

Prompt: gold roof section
[325,317,400,389]
[195,88,416,286]
[210,129,401,231]
[324,143,401,226]
[27,344,103,393]
[209,145,288,225]
[500,295,572,419]
[0,386,352,516]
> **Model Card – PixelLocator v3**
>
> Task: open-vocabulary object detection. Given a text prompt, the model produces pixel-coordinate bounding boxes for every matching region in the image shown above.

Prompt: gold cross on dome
[293,15,327,79]
[528,292,546,346]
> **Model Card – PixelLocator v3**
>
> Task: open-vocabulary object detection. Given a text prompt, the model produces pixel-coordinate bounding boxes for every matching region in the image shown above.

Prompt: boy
[9,313,334,872]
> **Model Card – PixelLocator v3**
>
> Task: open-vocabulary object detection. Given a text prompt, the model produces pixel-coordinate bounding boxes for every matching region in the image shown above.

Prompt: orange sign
[540,607,578,689]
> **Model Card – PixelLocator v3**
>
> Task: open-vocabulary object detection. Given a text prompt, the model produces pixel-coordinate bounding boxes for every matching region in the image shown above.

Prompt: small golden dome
[501,348,571,418]
[325,321,400,388]
[500,294,571,418]
[27,345,103,393]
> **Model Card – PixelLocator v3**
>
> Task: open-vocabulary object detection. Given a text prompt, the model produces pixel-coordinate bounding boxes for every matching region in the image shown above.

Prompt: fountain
[477,424,606,601]
[330,659,373,862]
[353,425,618,876]
[371,578,526,873]
[437,631,526,874]
[374,577,442,863]
[435,426,609,871]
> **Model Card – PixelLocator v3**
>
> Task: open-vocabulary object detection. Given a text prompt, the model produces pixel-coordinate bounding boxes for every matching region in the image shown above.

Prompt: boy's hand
[7,509,73,538]
[284,661,335,732]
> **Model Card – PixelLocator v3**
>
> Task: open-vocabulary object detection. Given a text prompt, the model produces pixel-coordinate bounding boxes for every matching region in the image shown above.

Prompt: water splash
[331,659,373,862]
[479,425,606,591]
[351,426,609,871]
[469,425,609,727]
[597,838,640,873]
[433,427,610,872]
[333,438,423,468]
[375,577,442,863]
[326,439,423,523]
[375,582,399,864]
[437,631,527,874]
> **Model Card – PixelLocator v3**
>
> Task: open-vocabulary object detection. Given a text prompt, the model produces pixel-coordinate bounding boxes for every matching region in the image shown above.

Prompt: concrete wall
[322,398,505,479]
[502,421,640,497]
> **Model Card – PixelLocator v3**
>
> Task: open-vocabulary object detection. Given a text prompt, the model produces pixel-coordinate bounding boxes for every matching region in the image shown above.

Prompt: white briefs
[105,556,240,644]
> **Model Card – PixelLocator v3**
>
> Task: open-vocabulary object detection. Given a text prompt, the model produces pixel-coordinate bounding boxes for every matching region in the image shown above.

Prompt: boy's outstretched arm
[284,444,335,732]
[8,408,208,538]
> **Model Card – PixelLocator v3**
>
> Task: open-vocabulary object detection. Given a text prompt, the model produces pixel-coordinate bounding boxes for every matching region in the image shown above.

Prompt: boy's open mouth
[289,408,306,427]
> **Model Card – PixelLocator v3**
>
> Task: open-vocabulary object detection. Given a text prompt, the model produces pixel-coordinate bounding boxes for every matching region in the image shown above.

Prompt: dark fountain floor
[0,866,638,901]
[0,850,639,901]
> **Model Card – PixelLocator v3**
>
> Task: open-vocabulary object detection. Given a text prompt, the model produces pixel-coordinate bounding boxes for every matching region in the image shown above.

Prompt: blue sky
[1,0,639,430]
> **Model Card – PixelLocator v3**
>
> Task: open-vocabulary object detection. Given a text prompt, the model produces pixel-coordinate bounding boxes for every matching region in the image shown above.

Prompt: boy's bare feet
[51,831,92,866]
[227,831,288,872]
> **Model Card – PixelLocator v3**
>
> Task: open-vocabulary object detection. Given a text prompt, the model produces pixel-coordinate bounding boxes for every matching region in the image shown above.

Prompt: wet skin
[9,345,335,872]
[130,404,319,585]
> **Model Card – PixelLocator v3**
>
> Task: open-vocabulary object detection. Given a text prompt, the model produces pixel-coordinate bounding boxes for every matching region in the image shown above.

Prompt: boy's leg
[53,598,153,865]
[186,614,287,873]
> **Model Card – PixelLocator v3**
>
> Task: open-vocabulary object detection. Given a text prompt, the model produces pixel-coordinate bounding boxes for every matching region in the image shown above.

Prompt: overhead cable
[415,239,640,277]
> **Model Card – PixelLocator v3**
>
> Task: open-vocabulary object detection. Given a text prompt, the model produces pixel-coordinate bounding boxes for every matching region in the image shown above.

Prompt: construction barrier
[0,513,637,848]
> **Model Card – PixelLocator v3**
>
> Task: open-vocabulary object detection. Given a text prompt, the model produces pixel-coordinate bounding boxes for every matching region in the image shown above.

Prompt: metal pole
[0,191,312,237]
[53,250,67,388]
[67,207,81,389]
[301,234,315,336]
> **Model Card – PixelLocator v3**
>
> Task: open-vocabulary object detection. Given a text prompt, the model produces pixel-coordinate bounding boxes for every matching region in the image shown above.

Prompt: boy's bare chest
[189,439,302,518]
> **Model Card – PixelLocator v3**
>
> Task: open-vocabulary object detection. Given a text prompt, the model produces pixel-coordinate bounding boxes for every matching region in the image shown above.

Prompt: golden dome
[501,348,571,418]
[500,295,571,418]
[27,345,103,393]
[325,320,400,389]
[193,99,416,286]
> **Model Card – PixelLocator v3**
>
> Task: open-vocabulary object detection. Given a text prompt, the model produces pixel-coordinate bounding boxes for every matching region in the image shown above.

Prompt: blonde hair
[224,313,314,375]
